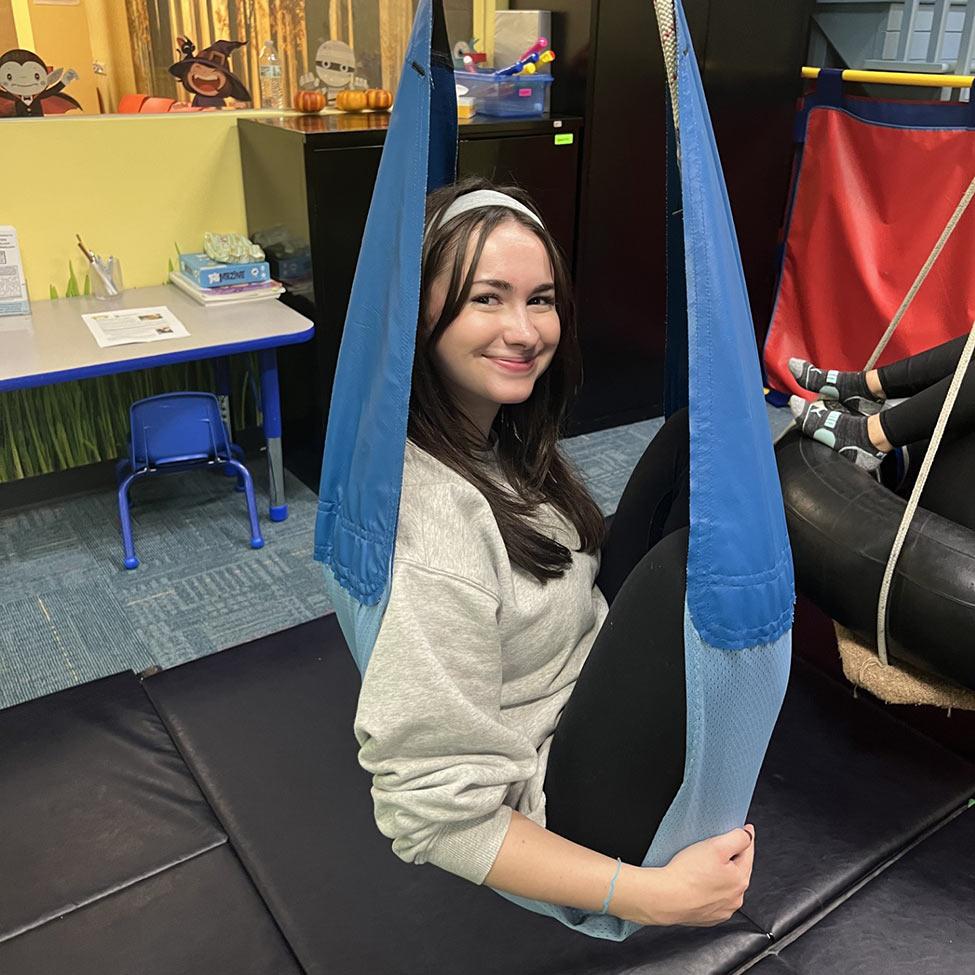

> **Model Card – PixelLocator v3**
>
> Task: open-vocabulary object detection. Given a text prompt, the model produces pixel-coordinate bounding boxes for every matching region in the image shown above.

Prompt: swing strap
[652,0,681,136]
[876,318,975,663]
[862,174,975,661]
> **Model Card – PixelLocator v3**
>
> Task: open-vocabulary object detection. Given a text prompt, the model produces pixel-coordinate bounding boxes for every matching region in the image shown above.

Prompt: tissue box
[179,252,271,289]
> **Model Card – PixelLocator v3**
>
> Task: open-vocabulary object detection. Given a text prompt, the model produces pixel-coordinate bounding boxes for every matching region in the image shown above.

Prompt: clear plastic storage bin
[455,70,553,118]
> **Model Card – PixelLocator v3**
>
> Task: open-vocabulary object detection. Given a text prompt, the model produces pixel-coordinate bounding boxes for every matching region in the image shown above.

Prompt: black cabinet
[509,0,814,432]
[239,114,583,473]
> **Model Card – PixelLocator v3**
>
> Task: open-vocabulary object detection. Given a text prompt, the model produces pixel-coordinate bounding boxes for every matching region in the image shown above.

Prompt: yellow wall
[85,0,137,114]
[9,0,32,49]
[0,0,17,52]
[475,0,507,62]
[25,0,98,114]
[0,112,250,298]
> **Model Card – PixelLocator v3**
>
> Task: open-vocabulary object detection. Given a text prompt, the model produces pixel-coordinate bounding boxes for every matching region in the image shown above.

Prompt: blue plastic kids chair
[117,392,264,569]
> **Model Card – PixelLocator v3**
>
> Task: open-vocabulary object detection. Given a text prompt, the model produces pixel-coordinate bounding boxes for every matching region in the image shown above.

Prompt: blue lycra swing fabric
[315,0,793,940]
[314,0,456,673]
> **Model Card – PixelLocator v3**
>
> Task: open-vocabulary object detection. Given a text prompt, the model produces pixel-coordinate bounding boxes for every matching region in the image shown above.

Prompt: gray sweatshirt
[354,439,609,885]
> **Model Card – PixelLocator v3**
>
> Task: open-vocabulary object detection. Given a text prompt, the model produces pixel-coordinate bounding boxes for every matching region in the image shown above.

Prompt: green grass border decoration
[0,354,261,482]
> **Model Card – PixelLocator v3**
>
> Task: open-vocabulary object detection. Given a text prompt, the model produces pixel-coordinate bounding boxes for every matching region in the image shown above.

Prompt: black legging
[544,408,690,866]
[879,334,975,445]
[878,334,975,530]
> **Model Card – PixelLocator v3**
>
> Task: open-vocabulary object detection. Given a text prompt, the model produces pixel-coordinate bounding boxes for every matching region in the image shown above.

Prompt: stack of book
[170,252,285,306]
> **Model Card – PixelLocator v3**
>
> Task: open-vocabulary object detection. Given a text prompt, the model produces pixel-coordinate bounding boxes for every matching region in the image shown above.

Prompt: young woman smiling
[352,177,755,927]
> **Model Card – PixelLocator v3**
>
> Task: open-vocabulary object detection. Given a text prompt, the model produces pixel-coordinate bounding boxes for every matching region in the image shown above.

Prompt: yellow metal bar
[802,66,974,89]
[11,0,34,50]
[475,0,508,64]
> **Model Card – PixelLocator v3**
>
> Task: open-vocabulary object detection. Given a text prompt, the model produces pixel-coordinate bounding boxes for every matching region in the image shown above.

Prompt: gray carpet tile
[561,418,665,514]
[0,404,794,709]
[561,405,794,514]
[0,465,329,710]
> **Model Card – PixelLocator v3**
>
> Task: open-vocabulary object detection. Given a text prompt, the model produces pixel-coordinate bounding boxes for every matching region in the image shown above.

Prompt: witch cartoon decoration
[169,37,251,108]
[0,49,81,117]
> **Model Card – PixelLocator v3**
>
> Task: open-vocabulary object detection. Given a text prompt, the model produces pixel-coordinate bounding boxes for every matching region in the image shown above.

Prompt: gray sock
[789,396,887,472]
[788,358,882,415]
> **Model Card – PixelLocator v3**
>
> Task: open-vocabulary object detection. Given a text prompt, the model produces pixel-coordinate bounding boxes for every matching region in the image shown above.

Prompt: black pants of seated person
[878,335,975,530]
[544,408,690,867]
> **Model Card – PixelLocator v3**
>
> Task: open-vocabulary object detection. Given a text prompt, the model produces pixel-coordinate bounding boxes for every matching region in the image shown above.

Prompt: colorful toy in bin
[455,37,555,118]
[452,39,488,73]
[495,37,556,78]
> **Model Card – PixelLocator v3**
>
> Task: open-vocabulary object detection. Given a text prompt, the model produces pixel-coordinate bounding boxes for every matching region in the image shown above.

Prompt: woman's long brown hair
[407,176,606,582]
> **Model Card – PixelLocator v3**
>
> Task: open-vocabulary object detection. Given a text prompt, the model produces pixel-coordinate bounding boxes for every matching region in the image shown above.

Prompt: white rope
[652,0,680,137]
[876,318,975,663]
[866,176,975,660]
[865,174,975,370]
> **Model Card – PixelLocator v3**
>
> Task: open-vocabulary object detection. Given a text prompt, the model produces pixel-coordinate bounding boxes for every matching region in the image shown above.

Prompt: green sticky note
[554,133,574,146]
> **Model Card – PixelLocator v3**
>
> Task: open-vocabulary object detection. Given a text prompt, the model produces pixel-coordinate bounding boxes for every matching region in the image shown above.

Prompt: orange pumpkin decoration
[294,88,326,113]
[335,89,369,112]
[365,88,393,111]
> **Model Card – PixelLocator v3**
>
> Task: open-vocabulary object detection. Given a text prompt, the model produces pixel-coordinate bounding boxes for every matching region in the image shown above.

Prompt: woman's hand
[616,825,756,927]
[483,812,755,929]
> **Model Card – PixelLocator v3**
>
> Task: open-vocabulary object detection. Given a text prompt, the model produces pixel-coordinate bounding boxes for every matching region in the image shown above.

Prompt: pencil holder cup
[92,256,124,300]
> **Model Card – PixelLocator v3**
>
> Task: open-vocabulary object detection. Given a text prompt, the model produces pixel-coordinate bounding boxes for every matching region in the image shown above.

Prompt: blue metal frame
[3,314,311,522]
[0,327,313,394]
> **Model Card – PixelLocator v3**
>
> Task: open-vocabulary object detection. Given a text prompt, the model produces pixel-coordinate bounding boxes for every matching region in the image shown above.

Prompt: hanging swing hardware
[802,65,975,90]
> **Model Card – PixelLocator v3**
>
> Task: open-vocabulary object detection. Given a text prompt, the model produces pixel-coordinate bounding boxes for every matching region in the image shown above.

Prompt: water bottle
[259,40,285,110]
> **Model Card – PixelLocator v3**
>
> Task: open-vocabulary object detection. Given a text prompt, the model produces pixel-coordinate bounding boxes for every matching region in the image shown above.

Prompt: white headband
[430,189,545,235]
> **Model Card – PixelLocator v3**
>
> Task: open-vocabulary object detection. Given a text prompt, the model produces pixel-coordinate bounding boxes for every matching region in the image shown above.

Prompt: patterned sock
[788,358,882,415]
[789,396,887,472]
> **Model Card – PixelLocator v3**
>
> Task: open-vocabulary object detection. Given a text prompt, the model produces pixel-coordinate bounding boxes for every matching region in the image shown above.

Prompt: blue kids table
[0,284,314,521]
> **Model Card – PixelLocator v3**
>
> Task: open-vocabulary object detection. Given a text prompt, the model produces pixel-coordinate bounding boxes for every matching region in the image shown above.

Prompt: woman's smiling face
[426,219,561,439]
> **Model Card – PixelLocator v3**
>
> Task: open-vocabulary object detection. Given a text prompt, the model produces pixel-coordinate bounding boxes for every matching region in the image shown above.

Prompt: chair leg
[115,457,132,488]
[117,471,145,569]
[226,460,264,549]
[229,444,246,491]
[220,444,246,491]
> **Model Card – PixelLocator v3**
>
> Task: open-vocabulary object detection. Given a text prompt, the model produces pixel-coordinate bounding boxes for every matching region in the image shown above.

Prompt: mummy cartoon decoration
[299,39,368,104]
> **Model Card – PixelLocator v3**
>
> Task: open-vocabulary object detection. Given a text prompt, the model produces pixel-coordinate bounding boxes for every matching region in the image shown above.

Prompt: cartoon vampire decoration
[169,37,251,108]
[0,49,81,117]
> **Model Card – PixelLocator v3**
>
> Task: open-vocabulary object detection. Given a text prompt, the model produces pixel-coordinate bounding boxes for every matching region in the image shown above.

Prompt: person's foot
[788,358,883,415]
[789,396,887,471]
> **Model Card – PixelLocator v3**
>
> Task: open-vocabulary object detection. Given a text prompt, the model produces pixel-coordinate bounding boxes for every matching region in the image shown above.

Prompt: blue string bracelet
[600,857,623,915]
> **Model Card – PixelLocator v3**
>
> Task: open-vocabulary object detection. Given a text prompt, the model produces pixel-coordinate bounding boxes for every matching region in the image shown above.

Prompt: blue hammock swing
[314,0,794,941]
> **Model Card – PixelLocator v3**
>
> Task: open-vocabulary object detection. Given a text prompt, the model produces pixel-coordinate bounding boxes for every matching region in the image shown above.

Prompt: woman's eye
[529,294,556,306]
[472,293,499,305]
